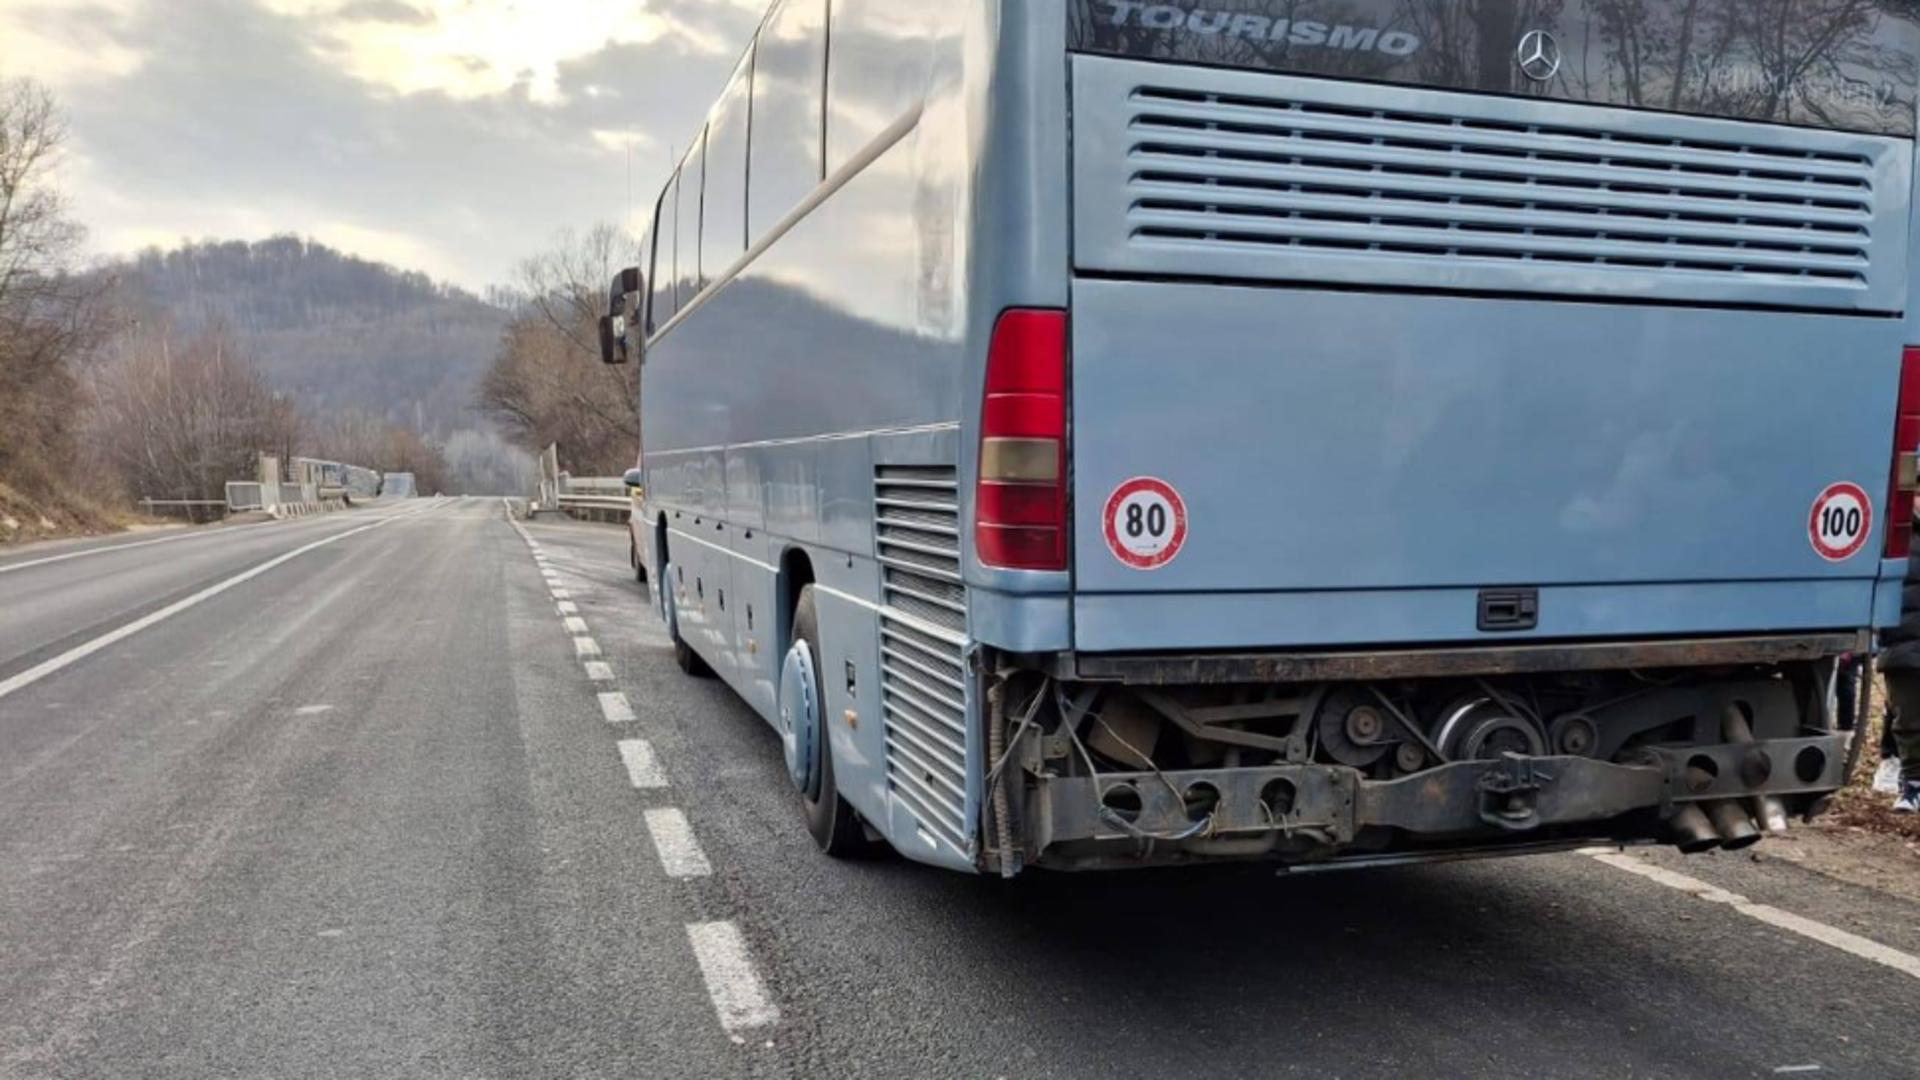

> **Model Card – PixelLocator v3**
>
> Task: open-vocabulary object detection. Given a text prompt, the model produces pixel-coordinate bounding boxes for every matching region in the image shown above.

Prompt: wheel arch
[777,545,816,652]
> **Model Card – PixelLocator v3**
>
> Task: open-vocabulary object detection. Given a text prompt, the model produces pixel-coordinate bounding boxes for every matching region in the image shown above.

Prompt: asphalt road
[3,499,1919,1079]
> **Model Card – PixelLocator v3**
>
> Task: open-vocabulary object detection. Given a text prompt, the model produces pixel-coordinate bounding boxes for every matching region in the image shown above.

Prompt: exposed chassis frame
[1039,632,1867,685]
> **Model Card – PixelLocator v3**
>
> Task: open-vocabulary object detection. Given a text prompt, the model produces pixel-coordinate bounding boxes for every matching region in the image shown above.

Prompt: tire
[630,533,648,584]
[663,564,711,677]
[789,587,874,857]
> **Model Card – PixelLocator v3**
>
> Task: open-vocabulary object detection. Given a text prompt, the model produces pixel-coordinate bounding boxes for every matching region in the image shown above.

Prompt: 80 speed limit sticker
[1809,482,1873,562]
[1104,477,1188,570]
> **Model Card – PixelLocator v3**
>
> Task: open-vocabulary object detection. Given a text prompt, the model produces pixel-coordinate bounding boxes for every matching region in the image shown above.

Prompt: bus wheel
[663,565,710,677]
[782,586,871,857]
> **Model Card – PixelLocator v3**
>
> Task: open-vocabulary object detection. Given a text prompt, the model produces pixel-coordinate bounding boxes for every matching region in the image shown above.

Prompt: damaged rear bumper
[1027,733,1850,869]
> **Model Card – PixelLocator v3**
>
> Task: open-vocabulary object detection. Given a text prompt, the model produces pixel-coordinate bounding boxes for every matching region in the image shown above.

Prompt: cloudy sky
[0,0,765,290]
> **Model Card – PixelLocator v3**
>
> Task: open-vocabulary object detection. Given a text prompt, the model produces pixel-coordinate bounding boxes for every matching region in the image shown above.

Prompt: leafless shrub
[479,225,642,476]
[85,323,302,502]
[307,409,453,496]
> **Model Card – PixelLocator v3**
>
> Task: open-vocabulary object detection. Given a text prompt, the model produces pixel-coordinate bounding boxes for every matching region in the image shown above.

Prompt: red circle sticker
[1809,482,1873,562]
[1104,477,1189,570]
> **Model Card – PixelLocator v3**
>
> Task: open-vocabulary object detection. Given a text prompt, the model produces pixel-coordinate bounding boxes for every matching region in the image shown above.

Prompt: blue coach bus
[602,0,1920,875]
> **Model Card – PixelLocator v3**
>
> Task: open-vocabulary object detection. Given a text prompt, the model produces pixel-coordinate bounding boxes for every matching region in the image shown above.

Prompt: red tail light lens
[976,309,1068,571]
[1887,346,1920,559]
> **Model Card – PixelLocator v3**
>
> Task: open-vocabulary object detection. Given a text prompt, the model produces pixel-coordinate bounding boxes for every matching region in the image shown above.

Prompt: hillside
[114,237,509,439]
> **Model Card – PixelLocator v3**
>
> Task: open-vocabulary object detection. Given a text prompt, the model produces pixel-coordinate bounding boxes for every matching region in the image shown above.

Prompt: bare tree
[0,78,113,498]
[85,323,302,502]
[479,225,643,476]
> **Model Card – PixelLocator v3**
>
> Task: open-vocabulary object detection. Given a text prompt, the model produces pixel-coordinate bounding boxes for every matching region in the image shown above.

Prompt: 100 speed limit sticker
[1104,477,1188,570]
[1809,482,1872,563]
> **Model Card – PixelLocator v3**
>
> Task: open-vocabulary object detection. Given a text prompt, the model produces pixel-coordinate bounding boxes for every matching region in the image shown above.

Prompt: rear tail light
[976,309,1068,571]
[1889,346,1920,559]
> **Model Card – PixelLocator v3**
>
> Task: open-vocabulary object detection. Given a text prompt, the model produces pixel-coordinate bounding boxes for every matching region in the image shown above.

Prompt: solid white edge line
[644,808,712,878]
[598,690,636,724]
[1591,853,1920,980]
[617,739,666,789]
[685,921,780,1033]
[0,516,285,576]
[0,504,435,702]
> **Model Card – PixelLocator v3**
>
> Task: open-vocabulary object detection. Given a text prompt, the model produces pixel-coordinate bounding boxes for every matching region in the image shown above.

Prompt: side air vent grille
[1072,58,1911,313]
[874,465,970,856]
[875,465,964,633]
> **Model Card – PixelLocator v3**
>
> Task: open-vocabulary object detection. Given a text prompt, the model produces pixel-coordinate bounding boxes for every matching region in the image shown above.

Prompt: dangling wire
[1056,684,1216,842]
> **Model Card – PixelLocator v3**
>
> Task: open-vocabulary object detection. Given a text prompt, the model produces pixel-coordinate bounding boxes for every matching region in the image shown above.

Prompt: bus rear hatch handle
[1478,588,1540,633]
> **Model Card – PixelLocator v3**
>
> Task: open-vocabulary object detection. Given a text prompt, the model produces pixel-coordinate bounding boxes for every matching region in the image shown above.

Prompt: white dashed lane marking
[686,921,781,1035]
[598,691,636,724]
[1591,852,1920,981]
[618,739,667,789]
[518,515,784,1038]
[645,808,713,878]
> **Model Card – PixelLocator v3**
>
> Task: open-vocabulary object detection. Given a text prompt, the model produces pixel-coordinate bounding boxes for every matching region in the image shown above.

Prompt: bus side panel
[729,526,777,721]
[808,570,890,831]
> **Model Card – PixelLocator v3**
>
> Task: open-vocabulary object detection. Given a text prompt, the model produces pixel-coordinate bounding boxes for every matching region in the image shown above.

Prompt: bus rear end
[978,1,1920,872]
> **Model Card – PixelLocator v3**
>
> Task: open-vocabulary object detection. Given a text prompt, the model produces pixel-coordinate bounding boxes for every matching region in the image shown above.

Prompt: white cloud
[0,0,148,89]
[257,0,736,104]
[4,0,767,289]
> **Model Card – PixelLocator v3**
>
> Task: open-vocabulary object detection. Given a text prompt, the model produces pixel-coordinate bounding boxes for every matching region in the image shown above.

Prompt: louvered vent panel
[1072,59,1911,312]
[874,465,969,856]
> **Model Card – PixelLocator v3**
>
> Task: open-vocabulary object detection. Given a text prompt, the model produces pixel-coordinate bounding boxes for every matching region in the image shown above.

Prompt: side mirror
[609,266,642,316]
[622,468,645,490]
[599,314,629,365]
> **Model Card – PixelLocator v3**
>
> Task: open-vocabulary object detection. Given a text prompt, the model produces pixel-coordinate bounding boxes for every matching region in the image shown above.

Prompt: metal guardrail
[557,477,633,517]
[530,447,632,522]
[224,482,265,512]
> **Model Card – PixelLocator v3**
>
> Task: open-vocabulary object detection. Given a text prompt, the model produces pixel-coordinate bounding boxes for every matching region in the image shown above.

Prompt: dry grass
[0,479,137,546]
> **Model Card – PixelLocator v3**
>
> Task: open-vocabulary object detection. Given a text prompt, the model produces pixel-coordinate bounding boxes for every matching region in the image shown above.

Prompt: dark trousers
[1878,670,1920,783]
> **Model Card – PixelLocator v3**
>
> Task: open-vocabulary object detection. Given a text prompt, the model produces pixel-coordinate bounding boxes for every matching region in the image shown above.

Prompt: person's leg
[1879,671,1920,787]
[1894,685,1920,786]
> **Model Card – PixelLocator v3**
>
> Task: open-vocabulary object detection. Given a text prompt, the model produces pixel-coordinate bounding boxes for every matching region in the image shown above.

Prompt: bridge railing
[556,474,633,521]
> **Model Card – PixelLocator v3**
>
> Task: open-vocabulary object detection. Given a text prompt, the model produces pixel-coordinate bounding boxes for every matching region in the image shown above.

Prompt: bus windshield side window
[747,0,826,244]
[702,48,753,282]
[652,171,680,329]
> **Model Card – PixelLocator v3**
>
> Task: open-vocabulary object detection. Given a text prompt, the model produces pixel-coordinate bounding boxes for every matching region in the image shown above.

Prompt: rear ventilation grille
[1071,60,1909,312]
[874,465,970,856]
[1130,87,1874,283]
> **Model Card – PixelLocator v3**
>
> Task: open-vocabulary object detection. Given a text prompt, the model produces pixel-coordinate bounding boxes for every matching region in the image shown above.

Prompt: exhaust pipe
[1722,705,1791,836]
[1668,803,1721,853]
[1705,799,1762,851]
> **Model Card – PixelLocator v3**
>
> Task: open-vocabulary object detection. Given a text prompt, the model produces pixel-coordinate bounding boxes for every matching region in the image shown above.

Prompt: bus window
[825,0,936,173]
[651,171,679,328]
[747,0,826,243]
[676,131,706,301]
[702,48,753,283]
